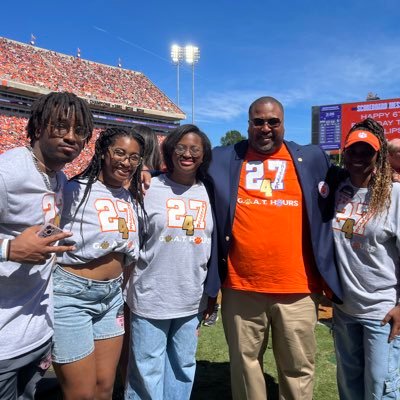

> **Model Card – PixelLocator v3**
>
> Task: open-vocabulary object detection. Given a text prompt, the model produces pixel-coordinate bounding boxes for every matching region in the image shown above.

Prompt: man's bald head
[248,96,284,116]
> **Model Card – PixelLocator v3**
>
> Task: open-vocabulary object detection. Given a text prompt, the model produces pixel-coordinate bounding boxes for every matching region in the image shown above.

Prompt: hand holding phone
[37,223,64,238]
[8,225,75,264]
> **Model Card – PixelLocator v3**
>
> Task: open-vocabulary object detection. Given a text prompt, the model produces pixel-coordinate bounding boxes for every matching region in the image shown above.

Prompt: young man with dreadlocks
[332,118,400,399]
[0,91,93,400]
[51,127,144,400]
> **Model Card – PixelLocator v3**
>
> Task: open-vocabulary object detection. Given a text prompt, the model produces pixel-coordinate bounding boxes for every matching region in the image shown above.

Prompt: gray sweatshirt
[0,147,66,359]
[333,179,400,319]
[126,174,213,319]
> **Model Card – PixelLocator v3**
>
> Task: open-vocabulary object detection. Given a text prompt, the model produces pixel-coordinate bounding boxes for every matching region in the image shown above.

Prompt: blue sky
[1,0,400,146]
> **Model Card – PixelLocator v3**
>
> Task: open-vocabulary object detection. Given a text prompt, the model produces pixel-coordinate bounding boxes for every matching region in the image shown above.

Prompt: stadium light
[184,45,200,123]
[171,44,184,107]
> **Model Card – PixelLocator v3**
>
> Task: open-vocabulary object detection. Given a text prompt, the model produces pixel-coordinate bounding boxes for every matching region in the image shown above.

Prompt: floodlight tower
[185,45,200,123]
[171,44,184,107]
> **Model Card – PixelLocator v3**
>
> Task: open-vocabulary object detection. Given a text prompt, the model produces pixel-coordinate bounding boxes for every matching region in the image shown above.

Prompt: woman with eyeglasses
[331,118,400,399]
[124,124,219,400]
[51,127,144,400]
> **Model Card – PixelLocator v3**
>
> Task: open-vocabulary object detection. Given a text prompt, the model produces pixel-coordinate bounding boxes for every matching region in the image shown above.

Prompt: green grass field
[36,317,338,399]
[192,319,338,400]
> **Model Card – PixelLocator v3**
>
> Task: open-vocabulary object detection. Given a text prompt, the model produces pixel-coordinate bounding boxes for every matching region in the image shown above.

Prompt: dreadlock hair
[344,118,391,217]
[162,124,212,181]
[26,91,94,147]
[133,125,162,171]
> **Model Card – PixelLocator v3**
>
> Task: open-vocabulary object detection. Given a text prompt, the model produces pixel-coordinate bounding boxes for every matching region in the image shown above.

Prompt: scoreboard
[312,98,400,151]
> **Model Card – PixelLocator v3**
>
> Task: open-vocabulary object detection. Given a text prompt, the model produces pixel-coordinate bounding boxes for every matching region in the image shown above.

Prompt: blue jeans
[333,306,400,400]
[125,312,202,400]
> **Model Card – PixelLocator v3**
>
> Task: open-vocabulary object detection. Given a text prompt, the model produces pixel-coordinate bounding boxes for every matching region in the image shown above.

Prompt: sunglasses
[251,118,282,128]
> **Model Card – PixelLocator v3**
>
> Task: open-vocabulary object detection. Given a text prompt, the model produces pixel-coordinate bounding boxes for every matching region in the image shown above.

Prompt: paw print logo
[100,241,110,249]
[194,237,202,244]
[165,235,173,243]
[358,131,368,139]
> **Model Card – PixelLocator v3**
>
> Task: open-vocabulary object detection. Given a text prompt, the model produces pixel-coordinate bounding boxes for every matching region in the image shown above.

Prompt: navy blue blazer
[207,139,343,303]
[202,178,221,299]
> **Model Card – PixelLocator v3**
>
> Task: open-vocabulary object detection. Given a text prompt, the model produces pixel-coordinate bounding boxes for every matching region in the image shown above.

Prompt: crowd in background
[0,37,182,115]
[0,115,28,150]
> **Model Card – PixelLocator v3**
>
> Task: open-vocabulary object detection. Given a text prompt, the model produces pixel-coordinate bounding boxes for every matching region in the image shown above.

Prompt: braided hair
[73,127,145,207]
[344,118,391,217]
[27,91,93,146]
[70,127,146,248]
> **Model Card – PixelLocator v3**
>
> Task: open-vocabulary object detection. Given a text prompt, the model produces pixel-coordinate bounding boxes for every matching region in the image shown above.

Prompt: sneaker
[203,307,219,327]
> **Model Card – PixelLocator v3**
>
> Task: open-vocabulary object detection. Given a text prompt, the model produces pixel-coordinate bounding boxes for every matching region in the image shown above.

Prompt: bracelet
[0,239,10,262]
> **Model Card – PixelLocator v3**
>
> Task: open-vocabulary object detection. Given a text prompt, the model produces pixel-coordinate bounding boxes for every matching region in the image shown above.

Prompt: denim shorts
[52,265,125,364]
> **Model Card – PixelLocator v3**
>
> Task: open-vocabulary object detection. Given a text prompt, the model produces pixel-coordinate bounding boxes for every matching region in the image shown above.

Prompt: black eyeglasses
[174,144,203,157]
[250,118,282,128]
[50,122,90,140]
[109,148,142,166]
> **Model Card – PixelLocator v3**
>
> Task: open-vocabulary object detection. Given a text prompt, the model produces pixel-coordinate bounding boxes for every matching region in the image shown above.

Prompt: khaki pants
[221,288,319,400]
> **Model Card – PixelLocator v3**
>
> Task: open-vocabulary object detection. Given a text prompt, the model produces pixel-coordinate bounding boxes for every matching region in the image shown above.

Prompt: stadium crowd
[0,115,28,150]
[0,37,182,115]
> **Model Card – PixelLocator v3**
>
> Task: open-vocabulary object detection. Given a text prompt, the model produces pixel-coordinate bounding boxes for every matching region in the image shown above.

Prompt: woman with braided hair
[332,118,400,399]
[51,127,144,400]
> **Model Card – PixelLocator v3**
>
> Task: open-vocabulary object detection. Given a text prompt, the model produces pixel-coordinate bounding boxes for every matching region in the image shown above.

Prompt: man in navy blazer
[207,96,342,400]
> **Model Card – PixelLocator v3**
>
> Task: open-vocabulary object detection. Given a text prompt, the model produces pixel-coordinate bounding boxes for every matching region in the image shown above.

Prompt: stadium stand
[0,36,182,177]
[0,114,28,150]
[0,37,182,115]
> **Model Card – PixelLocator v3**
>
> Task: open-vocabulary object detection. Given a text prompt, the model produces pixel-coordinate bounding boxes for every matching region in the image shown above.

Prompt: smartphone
[37,223,64,238]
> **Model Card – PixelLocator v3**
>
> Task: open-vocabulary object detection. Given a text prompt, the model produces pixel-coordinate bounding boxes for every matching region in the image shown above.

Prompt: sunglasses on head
[251,117,282,128]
